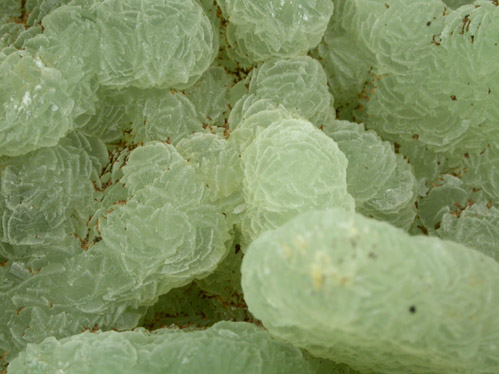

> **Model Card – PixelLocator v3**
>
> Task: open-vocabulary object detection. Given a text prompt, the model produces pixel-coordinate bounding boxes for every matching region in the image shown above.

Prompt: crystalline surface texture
[0,132,105,245]
[356,0,499,156]
[218,0,334,66]
[0,142,232,362]
[8,322,316,374]
[0,51,74,157]
[240,118,354,243]
[241,208,499,374]
[322,119,416,230]
[96,0,217,89]
[248,56,334,127]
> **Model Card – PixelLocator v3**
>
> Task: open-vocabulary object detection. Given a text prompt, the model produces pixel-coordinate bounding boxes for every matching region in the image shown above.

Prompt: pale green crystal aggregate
[241,208,499,374]
[240,117,354,244]
[0,51,75,156]
[138,235,254,330]
[1,1,21,21]
[443,0,477,8]
[0,248,148,362]
[0,141,233,361]
[0,132,105,245]
[316,0,498,255]
[322,119,416,229]
[348,0,497,155]
[314,0,376,121]
[439,202,499,260]
[228,93,293,134]
[23,0,94,27]
[217,0,334,66]
[8,322,321,374]
[0,235,82,273]
[128,89,205,145]
[0,0,498,373]
[176,133,245,225]
[75,86,137,142]
[248,56,334,127]
[103,141,232,289]
[95,0,217,89]
[183,65,234,127]
[1,23,41,59]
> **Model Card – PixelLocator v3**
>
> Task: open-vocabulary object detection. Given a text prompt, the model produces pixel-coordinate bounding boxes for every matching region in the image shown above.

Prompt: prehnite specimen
[242,209,499,374]
[0,0,498,373]
[8,322,318,374]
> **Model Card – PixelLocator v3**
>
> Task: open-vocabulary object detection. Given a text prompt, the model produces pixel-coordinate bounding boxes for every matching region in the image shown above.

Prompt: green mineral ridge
[7,322,317,374]
[242,208,499,374]
[0,0,498,373]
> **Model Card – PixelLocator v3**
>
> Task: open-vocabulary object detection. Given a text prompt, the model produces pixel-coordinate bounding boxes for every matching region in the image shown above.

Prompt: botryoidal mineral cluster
[0,0,498,373]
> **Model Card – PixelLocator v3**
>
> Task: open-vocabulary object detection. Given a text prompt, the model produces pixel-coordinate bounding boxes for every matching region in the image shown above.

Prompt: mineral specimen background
[0,0,498,373]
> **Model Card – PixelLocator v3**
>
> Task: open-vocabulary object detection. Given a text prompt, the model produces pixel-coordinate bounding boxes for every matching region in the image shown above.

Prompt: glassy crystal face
[96,0,217,89]
[248,57,334,127]
[217,0,334,66]
[241,208,499,374]
[240,118,354,242]
[8,322,323,374]
[0,52,75,157]
[0,133,103,245]
[0,1,498,373]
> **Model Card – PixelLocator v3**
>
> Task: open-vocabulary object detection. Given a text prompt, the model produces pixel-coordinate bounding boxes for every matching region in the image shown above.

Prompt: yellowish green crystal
[241,208,499,373]
[8,322,319,374]
[0,0,498,373]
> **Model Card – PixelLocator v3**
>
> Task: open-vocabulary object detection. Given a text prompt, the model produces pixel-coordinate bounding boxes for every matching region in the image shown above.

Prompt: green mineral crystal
[183,65,234,127]
[0,0,498,373]
[176,133,245,223]
[0,51,74,156]
[217,0,334,66]
[9,322,320,374]
[248,57,334,127]
[0,133,105,245]
[104,141,231,285]
[96,0,217,89]
[241,208,499,374]
[439,202,499,260]
[129,89,205,145]
[240,118,354,243]
[350,0,498,156]
[443,0,476,8]
[322,119,416,229]
[0,1,21,24]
